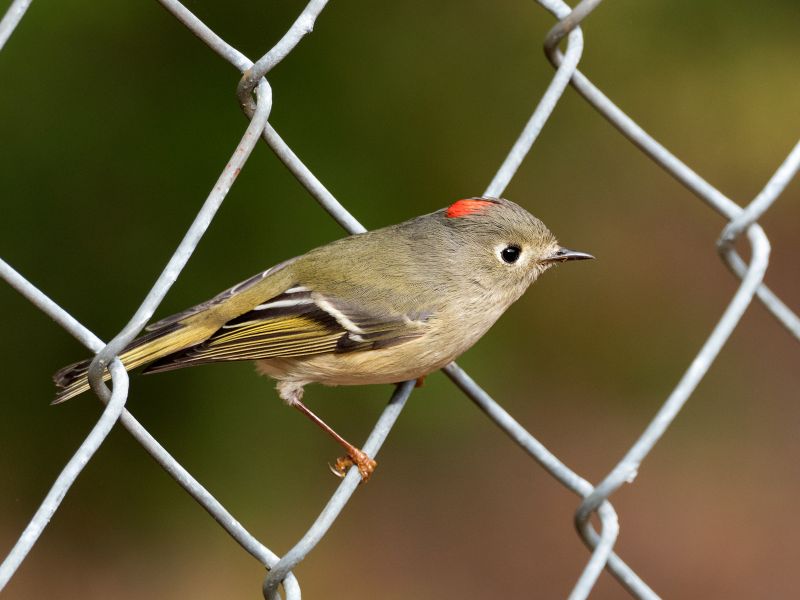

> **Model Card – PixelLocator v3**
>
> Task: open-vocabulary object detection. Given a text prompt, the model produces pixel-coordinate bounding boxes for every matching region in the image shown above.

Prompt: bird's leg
[415,376,426,388]
[290,398,377,482]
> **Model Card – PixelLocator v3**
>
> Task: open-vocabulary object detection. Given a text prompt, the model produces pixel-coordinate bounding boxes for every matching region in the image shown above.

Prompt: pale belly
[255,334,457,386]
[256,293,511,388]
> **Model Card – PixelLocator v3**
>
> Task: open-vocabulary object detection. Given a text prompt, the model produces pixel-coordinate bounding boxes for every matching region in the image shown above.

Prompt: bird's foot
[415,376,426,388]
[330,448,377,482]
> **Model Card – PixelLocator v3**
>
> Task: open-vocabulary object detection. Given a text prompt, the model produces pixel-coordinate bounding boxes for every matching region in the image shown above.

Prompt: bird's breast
[255,294,510,387]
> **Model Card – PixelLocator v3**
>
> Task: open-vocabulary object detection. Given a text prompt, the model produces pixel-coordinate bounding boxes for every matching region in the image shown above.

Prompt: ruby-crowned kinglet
[54,197,592,479]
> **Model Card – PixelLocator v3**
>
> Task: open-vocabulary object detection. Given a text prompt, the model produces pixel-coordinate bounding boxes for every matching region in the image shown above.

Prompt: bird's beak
[544,247,595,263]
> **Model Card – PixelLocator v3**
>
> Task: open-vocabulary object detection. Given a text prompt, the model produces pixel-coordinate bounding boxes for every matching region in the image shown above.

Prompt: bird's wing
[144,257,299,333]
[143,285,432,372]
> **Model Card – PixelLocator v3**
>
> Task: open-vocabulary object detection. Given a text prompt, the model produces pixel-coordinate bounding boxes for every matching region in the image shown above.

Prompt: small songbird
[53,197,592,480]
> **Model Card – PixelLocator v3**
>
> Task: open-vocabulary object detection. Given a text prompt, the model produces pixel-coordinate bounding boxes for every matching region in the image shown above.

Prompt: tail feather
[52,321,207,404]
[51,358,109,405]
[52,357,95,404]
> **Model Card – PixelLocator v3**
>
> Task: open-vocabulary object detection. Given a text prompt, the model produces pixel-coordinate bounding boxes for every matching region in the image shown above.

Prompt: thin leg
[292,399,377,481]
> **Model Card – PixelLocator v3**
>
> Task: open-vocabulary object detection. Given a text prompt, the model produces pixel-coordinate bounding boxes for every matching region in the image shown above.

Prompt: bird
[53,197,592,480]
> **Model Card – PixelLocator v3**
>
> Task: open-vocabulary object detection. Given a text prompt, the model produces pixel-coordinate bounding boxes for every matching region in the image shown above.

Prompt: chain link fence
[1,0,798,598]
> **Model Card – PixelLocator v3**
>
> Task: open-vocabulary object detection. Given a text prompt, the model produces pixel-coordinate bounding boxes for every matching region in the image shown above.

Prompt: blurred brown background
[1,0,799,598]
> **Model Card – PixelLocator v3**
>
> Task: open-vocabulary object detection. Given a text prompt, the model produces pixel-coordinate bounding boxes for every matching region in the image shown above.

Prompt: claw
[331,450,377,482]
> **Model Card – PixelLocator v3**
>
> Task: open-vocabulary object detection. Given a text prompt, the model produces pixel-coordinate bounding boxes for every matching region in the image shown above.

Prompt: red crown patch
[445,198,495,218]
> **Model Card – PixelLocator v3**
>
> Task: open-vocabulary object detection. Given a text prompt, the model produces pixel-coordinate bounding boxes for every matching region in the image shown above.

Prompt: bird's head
[441,197,593,299]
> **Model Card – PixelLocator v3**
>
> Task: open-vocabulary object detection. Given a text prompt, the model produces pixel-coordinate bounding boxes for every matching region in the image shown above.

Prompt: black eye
[500,245,522,264]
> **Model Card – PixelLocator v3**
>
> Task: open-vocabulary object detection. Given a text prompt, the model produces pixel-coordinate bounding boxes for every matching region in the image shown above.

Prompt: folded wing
[144,286,431,373]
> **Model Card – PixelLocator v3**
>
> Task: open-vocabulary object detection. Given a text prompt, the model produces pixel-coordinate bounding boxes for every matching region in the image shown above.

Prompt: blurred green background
[2,0,799,598]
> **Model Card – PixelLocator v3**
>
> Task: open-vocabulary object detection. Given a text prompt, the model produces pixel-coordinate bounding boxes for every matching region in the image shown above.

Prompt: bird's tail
[52,321,206,404]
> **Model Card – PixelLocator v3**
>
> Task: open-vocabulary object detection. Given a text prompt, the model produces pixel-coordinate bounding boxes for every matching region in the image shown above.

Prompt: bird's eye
[500,245,522,264]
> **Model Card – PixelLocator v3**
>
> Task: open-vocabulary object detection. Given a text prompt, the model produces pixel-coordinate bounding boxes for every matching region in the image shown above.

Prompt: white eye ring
[496,243,522,265]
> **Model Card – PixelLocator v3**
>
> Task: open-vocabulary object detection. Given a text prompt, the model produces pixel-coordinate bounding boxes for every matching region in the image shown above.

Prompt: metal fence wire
[1,0,799,598]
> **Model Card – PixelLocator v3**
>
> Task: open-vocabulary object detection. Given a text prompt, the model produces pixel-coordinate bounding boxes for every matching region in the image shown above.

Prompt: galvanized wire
[0,0,30,52]
[1,0,798,599]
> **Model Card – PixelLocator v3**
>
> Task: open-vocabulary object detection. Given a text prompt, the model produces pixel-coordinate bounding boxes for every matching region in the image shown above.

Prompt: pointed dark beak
[544,247,595,263]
